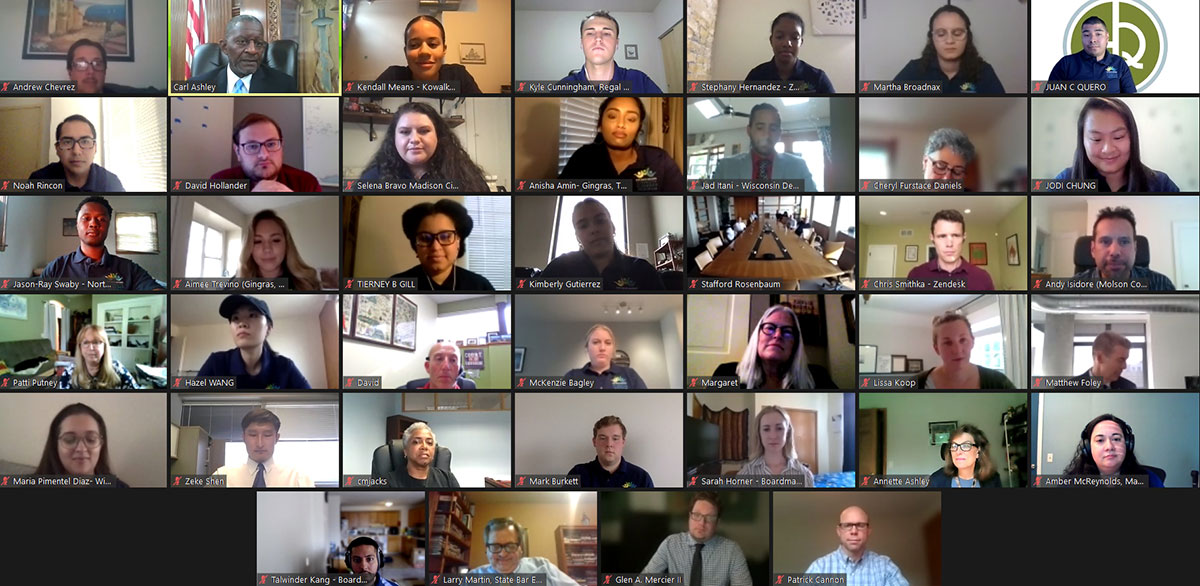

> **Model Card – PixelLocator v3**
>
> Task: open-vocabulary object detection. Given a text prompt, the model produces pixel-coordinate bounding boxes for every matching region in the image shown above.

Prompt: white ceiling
[171,294,336,326]
[687,98,831,134]
[516,294,681,321]
[860,294,979,314]
[860,195,1026,227]
[219,195,325,215]
[339,491,426,510]
[857,97,1021,131]
[517,0,660,11]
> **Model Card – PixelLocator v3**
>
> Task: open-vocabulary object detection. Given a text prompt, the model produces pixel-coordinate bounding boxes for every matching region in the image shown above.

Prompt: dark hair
[919,5,989,84]
[689,491,721,517]
[76,195,113,219]
[401,199,474,258]
[241,408,281,432]
[940,424,996,482]
[56,114,97,141]
[1063,414,1145,476]
[483,517,525,546]
[580,10,619,37]
[1069,98,1153,191]
[35,403,113,475]
[405,15,446,43]
[748,102,781,126]
[930,209,965,234]
[593,96,646,144]
[593,415,627,438]
[770,12,805,36]
[1092,206,1137,239]
[347,537,381,557]
[66,39,107,68]
[226,14,264,38]
[365,102,489,191]
[231,113,283,145]
[1081,16,1107,31]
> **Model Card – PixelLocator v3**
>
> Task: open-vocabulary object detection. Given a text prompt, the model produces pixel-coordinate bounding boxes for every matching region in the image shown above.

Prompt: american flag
[185,0,206,78]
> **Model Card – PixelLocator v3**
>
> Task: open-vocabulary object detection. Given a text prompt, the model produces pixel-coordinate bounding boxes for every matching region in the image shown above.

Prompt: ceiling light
[879,211,887,216]
[384,501,393,507]
[695,99,720,119]
[964,209,971,214]
[780,97,810,106]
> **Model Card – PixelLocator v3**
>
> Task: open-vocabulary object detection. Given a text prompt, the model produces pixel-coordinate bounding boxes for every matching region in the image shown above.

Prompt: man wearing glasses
[643,492,752,586]
[64,39,143,94]
[185,15,298,93]
[905,209,995,290]
[805,506,909,585]
[920,127,974,186]
[1070,206,1175,290]
[211,113,321,192]
[28,115,125,192]
[469,518,578,586]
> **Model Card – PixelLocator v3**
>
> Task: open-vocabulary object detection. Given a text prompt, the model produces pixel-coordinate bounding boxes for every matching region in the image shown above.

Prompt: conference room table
[701,219,844,281]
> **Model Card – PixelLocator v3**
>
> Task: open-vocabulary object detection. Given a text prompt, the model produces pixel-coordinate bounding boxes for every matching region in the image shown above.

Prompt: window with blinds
[558,97,606,175]
[101,98,166,192]
[463,196,511,290]
[115,212,158,254]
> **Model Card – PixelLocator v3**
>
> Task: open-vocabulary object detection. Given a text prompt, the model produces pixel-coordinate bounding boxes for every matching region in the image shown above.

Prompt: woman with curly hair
[360,102,490,192]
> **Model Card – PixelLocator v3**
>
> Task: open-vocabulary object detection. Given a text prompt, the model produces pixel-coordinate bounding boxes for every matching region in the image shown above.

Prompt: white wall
[513,392,682,486]
[0,196,48,278]
[515,316,679,388]
[516,8,670,89]
[1037,393,1199,487]
[686,293,750,377]
[40,195,168,282]
[859,306,939,369]
[1085,196,1200,287]
[1147,312,1199,389]
[341,393,391,475]
[168,98,236,179]
[858,0,1027,91]
[0,393,166,487]
[256,492,329,573]
[754,392,845,474]
[342,295,440,388]
[709,0,855,92]
[659,310,683,387]
[175,314,328,385]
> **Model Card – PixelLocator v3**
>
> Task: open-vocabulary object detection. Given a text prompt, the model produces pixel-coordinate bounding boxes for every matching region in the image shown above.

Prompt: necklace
[426,266,456,291]
[953,476,978,488]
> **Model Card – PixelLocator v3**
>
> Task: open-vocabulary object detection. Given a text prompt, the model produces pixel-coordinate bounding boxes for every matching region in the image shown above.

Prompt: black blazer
[928,468,1003,488]
[186,64,298,93]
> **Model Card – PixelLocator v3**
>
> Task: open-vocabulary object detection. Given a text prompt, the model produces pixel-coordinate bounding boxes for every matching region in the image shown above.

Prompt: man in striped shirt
[642,492,752,586]
[805,506,908,586]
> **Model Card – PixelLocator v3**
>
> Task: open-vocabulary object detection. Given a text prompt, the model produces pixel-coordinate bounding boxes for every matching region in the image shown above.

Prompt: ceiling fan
[695,98,749,119]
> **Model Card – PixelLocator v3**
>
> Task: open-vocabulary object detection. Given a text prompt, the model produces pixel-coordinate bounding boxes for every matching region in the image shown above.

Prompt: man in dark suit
[402,341,478,389]
[186,15,297,93]
[1073,331,1137,389]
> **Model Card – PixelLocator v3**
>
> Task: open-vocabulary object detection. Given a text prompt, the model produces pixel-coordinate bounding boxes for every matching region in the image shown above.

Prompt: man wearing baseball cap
[196,295,311,389]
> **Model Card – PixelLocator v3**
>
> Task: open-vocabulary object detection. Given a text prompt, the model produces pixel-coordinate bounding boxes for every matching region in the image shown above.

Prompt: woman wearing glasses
[388,199,495,291]
[35,403,129,487]
[893,5,1004,93]
[711,305,818,389]
[920,128,975,184]
[928,424,1001,487]
[916,312,1015,389]
[360,102,491,192]
[540,198,664,290]
[29,114,125,192]
[58,325,139,389]
[737,405,815,486]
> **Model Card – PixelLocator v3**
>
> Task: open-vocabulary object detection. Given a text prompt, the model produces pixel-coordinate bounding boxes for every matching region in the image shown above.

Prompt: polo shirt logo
[958,82,976,93]
[1064,0,1165,90]
[104,273,124,282]
[614,277,637,288]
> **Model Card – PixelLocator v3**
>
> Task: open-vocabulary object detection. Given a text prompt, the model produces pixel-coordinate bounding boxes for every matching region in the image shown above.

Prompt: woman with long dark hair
[36,403,129,487]
[375,15,482,93]
[360,102,491,191]
[893,5,1004,93]
[1053,97,1180,192]
[559,96,684,192]
[1063,413,1163,487]
[928,424,1001,487]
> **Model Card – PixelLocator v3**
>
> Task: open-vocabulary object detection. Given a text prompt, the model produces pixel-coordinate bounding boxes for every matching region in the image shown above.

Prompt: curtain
[999,294,1028,386]
[699,404,749,460]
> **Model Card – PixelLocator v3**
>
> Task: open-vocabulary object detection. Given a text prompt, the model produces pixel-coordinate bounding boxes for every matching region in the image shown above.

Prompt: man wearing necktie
[642,492,752,586]
[212,408,314,487]
[185,15,298,93]
[712,103,816,191]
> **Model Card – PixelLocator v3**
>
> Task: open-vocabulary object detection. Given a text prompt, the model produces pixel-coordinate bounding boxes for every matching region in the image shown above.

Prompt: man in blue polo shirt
[560,10,661,93]
[1047,16,1136,93]
[41,196,160,289]
[196,294,311,389]
[568,415,654,488]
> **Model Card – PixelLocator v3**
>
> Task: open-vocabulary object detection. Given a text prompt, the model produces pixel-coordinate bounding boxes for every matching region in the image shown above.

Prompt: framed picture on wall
[347,294,418,351]
[891,354,907,373]
[904,245,918,262]
[858,344,877,374]
[906,358,923,373]
[392,295,417,350]
[929,421,958,445]
[23,0,136,61]
[63,218,76,236]
[514,347,525,372]
[1006,234,1020,266]
[780,294,827,345]
[969,242,988,265]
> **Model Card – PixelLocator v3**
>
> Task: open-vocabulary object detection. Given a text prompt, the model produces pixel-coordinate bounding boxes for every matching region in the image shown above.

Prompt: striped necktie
[234,78,247,94]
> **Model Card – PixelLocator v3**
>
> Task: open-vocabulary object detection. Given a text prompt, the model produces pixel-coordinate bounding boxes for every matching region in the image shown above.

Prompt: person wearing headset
[347,536,400,586]
[402,340,477,389]
[1062,413,1163,487]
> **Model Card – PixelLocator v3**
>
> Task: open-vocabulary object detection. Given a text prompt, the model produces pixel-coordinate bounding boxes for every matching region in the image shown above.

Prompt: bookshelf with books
[555,525,598,586]
[428,491,474,574]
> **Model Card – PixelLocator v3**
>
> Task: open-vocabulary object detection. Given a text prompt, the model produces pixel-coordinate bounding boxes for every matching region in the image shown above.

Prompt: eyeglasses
[56,138,96,150]
[59,433,104,449]
[759,323,798,340]
[927,159,967,178]
[486,543,520,554]
[71,59,107,71]
[238,139,283,155]
[80,340,105,348]
[933,29,967,40]
[838,522,869,531]
[949,442,978,452]
[416,231,459,247]
[689,512,719,524]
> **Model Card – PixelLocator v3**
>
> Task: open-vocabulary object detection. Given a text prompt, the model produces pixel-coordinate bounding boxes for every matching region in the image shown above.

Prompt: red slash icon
[1034,180,1043,190]
[517,82,526,92]
[1034,378,1042,388]
[862,82,870,92]
[346,82,353,92]
[2,378,9,387]
[260,576,267,585]
[689,82,696,91]
[518,279,526,289]
[432,577,440,585]
[689,180,698,190]
[517,476,525,486]
[345,476,354,486]
[862,180,870,190]
[862,378,870,387]
[173,181,181,191]
[689,279,697,289]
[517,378,525,387]
[173,279,181,289]
[604,576,612,585]
[2,477,8,486]
[173,378,181,388]
[1034,279,1042,289]
[1033,82,1042,92]
[172,476,180,486]
[347,279,353,288]
[346,180,355,190]
[688,476,696,486]
[861,476,870,486]
[518,180,526,190]
[347,378,355,387]
[862,279,870,288]
[776,576,783,584]
[690,378,697,387]
[2,280,8,288]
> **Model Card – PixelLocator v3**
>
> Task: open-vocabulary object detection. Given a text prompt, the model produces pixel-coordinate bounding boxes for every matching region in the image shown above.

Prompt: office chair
[1073,235,1150,274]
[371,439,452,478]
[190,39,299,80]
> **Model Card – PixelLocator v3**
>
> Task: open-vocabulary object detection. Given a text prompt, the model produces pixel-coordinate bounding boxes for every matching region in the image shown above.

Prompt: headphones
[1081,415,1134,459]
[345,537,386,572]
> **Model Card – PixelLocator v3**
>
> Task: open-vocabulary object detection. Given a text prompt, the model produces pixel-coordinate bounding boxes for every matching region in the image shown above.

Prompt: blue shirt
[744,59,834,92]
[1052,167,1179,192]
[28,162,126,192]
[893,59,1005,94]
[560,61,662,93]
[805,549,909,586]
[1047,50,1136,93]
[563,362,648,389]
[470,557,579,586]
[41,247,161,290]
[540,247,664,290]
[196,345,311,389]
[568,457,654,488]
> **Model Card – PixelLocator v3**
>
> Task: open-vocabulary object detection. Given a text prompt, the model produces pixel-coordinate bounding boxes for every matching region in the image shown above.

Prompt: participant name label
[170,376,238,389]
[170,474,226,488]
[775,575,847,585]
[1,278,114,290]
[340,475,391,488]
[433,574,548,585]
[602,575,685,585]
[859,475,931,488]
[859,80,943,93]
[858,375,918,389]
[172,278,289,290]
[257,575,373,584]
[343,376,383,389]
[347,180,462,192]
[0,179,66,191]
[1032,80,1116,94]
[689,278,786,291]
[516,179,628,193]
[1031,376,1101,389]
[860,278,966,290]
[689,179,805,193]
[513,475,581,488]
[345,278,418,291]
[1031,277,1152,290]
[1033,475,1149,487]
[344,80,461,94]
[860,179,962,192]
[516,278,602,291]
[514,376,596,389]
[686,475,807,488]
[688,80,825,93]
[1,475,122,488]
[686,376,741,390]
[172,179,251,192]
[0,80,77,93]
[515,81,632,94]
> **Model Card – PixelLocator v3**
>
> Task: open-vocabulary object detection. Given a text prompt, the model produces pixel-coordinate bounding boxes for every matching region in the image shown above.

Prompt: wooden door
[785,408,818,474]
[858,408,886,475]
[0,105,45,178]
[658,20,683,93]
[733,196,758,224]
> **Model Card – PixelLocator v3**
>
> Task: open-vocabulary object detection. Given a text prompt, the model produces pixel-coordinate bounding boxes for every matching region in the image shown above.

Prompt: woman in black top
[540,197,663,290]
[389,199,495,291]
[928,424,1002,488]
[359,102,491,191]
[36,403,129,487]
[559,96,685,192]
[892,5,1004,94]
[375,15,482,93]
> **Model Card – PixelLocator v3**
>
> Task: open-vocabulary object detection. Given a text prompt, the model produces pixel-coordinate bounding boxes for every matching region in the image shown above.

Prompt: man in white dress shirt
[212,407,313,487]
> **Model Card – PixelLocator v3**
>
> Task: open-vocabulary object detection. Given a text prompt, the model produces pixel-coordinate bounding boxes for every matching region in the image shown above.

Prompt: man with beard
[210,113,321,192]
[712,103,816,190]
[1070,206,1174,290]
[40,196,160,289]
[186,15,298,93]
[386,422,460,488]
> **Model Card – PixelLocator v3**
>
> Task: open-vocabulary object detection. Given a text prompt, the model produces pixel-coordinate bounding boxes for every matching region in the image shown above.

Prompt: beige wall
[514,98,561,181]
[468,495,599,569]
[352,195,465,278]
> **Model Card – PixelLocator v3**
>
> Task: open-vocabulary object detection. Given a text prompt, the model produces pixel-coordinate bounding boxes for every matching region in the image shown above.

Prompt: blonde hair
[736,305,814,389]
[71,325,121,389]
[749,405,798,461]
[238,210,320,290]
[931,312,973,345]
[584,324,616,348]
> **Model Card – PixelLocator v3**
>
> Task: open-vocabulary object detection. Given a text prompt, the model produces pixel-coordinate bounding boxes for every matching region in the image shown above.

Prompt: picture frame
[779,294,827,345]
[877,354,891,374]
[969,242,987,265]
[514,347,525,372]
[392,295,417,350]
[486,331,501,344]
[624,44,638,60]
[904,245,918,262]
[63,218,76,237]
[1006,233,1021,266]
[466,338,478,346]
[341,296,352,335]
[23,0,136,61]
[858,344,877,374]
[0,295,28,320]
[929,420,958,446]
[459,43,486,65]
[347,294,417,351]
[891,354,907,373]
[906,358,924,373]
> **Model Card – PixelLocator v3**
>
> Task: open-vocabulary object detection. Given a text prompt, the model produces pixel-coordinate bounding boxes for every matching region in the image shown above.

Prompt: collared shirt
[642,533,752,586]
[374,576,401,586]
[469,557,579,586]
[41,247,160,290]
[227,66,253,93]
[559,142,685,192]
[750,151,773,181]
[213,457,314,487]
[540,247,665,290]
[196,346,311,389]
[563,362,648,389]
[805,548,909,586]
[906,258,995,290]
[210,163,323,192]
[560,61,662,93]
[58,360,140,390]
[744,59,834,92]
[1069,266,1175,291]
[1075,368,1137,390]
[735,456,814,486]
[28,162,126,192]
[569,457,654,488]
[892,59,1005,93]
[420,380,460,389]
[1048,50,1136,93]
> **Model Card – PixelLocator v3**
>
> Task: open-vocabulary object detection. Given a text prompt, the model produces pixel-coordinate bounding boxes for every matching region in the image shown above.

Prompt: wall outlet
[1046,453,1053,463]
